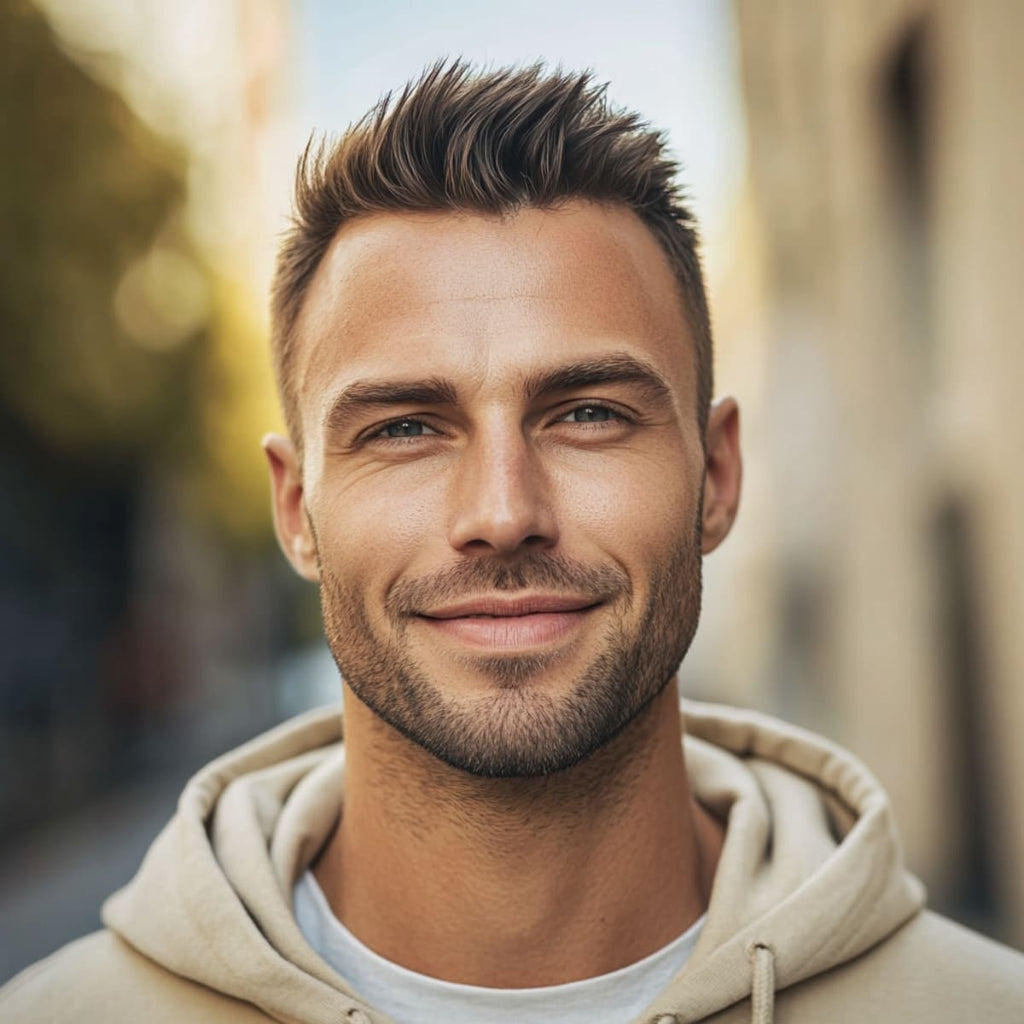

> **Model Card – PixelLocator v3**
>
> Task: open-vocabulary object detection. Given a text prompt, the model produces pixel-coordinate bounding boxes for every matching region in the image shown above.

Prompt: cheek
[554,450,699,558]
[309,465,446,589]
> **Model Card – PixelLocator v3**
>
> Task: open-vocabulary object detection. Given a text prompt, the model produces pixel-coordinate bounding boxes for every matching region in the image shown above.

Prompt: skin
[264,201,742,986]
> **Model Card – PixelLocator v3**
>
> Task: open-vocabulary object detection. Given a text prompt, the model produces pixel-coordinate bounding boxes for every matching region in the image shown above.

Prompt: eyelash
[368,417,442,443]
[555,402,630,427]
[364,402,632,445]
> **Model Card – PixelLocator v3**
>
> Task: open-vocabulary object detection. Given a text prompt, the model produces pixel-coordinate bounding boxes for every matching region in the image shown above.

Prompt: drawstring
[649,941,776,1024]
[748,942,776,1024]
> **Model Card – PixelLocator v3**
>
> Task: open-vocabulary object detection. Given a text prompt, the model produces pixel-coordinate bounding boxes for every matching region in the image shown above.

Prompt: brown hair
[271,60,712,443]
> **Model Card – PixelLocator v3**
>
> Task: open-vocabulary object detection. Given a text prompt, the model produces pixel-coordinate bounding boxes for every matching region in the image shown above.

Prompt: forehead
[292,202,694,423]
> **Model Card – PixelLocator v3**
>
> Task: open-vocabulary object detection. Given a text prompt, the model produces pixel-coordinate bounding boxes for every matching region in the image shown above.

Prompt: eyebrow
[325,377,458,436]
[519,354,674,405]
[323,353,673,436]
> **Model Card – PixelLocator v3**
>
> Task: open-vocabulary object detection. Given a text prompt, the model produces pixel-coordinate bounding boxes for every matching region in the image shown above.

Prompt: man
[3,61,1022,1024]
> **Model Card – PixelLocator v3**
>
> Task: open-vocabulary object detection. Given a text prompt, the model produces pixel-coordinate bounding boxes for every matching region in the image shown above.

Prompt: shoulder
[779,911,1024,1022]
[854,909,1024,993]
[879,909,1024,980]
[0,930,271,1024]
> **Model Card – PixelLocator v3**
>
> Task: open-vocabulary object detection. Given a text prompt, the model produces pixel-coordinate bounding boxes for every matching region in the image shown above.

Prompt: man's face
[275,202,726,777]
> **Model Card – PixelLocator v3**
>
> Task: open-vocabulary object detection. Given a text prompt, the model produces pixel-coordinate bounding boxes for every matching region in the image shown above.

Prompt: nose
[447,427,559,557]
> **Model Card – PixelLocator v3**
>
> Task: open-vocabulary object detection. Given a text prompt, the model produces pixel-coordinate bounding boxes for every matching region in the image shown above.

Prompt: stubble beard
[319,530,702,779]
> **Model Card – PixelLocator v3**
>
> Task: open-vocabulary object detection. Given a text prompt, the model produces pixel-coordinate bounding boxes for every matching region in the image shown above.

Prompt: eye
[560,404,620,424]
[376,418,438,439]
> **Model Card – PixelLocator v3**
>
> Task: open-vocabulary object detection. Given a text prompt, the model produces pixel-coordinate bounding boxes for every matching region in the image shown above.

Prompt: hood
[102,700,925,1024]
[643,702,924,1022]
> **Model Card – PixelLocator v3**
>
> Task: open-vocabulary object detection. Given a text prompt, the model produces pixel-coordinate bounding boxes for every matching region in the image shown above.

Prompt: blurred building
[720,0,1024,945]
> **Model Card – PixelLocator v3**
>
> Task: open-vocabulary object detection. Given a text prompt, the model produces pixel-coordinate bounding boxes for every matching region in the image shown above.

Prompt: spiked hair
[271,61,712,443]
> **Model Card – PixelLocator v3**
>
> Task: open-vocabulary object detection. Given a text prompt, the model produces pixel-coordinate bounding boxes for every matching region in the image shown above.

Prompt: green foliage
[0,0,207,466]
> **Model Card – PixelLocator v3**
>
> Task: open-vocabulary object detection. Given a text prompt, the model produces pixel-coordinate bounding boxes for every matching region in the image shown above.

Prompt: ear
[262,433,319,582]
[701,398,742,555]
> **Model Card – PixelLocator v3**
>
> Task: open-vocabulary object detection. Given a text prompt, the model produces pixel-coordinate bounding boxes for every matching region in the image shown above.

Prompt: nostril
[523,533,553,547]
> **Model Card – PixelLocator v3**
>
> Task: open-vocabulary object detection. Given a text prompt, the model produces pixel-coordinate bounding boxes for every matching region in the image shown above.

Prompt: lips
[418,594,600,649]
[422,594,598,619]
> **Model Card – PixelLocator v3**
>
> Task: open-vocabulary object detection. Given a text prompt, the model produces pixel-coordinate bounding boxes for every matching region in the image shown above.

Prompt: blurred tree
[0,0,307,852]
[0,0,214,839]
[183,273,282,546]
[0,0,206,464]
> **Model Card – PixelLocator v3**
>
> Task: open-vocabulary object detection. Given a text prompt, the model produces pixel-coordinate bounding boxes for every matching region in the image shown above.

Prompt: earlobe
[701,398,742,555]
[262,433,320,582]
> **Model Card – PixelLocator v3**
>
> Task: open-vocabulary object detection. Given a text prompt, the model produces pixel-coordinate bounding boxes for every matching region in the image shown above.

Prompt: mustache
[385,552,632,617]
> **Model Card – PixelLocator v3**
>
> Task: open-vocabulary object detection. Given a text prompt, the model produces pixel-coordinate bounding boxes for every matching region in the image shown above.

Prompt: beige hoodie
[2,700,1022,1023]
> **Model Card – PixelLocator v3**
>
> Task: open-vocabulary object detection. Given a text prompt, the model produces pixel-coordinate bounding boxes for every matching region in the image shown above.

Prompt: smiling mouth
[418,595,601,649]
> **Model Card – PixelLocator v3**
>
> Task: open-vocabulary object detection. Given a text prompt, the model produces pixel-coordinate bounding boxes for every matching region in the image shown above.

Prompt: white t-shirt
[293,869,703,1024]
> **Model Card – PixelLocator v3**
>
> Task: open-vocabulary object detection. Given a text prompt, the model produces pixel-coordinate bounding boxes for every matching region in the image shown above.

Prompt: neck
[314,680,721,988]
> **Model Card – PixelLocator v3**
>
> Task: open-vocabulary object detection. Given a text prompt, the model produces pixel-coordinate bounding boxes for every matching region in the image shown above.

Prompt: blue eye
[383,418,429,438]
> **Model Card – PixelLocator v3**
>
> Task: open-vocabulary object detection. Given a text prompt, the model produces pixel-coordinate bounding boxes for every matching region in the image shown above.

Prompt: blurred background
[2,0,1022,982]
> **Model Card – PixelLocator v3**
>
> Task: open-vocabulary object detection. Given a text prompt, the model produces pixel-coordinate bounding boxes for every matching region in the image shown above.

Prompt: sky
[293,0,748,242]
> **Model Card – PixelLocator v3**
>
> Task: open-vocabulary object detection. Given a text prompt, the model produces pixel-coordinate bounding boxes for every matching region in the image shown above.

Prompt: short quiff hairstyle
[271,61,712,444]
